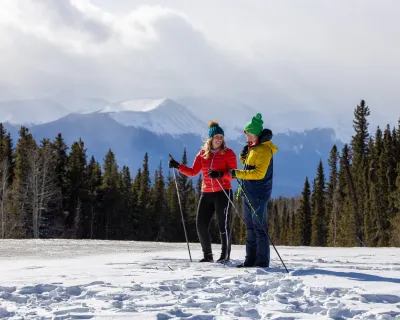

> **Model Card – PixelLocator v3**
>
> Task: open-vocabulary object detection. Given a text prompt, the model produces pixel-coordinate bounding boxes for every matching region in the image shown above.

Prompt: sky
[0,0,399,138]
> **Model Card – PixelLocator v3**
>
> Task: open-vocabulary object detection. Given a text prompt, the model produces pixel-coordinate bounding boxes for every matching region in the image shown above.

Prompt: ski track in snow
[0,240,400,319]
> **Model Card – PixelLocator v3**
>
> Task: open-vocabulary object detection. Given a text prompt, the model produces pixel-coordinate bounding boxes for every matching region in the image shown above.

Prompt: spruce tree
[374,126,396,246]
[280,199,288,245]
[151,161,167,241]
[165,170,180,241]
[289,201,297,245]
[0,125,14,239]
[137,153,151,240]
[131,168,142,239]
[11,127,37,237]
[270,201,281,244]
[368,127,385,246]
[364,138,376,246]
[65,139,87,238]
[118,165,133,240]
[311,160,327,246]
[297,177,312,246]
[100,149,120,240]
[389,163,400,246]
[350,101,371,243]
[327,145,339,246]
[49,133,69,237]
[339,144,359,246]
[85,156,102,239]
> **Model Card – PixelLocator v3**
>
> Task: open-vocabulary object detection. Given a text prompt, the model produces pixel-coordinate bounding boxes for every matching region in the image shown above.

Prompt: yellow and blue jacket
[236,129,278,201]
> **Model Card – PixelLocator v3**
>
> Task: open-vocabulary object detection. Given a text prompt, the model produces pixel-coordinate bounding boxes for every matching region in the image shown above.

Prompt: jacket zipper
[210,151,217,192]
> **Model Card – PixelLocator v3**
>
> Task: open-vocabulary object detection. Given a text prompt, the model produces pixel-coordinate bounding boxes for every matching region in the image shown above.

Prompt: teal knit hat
[208,120,224,138]
[244,113,263,136]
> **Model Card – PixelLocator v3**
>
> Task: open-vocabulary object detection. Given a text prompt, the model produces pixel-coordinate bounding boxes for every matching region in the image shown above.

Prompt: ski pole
[170,155,192,262]
[214,179,246,263]
[236,178,289,273]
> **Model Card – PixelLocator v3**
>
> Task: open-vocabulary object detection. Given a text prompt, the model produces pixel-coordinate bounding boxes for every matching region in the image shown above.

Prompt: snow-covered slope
[0,98,70,125]
[177,96,261,139]
[102,98,207,136]
[1,240,399,319]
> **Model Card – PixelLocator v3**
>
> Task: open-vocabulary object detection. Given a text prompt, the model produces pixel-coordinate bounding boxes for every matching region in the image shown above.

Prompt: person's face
[212,134,224,149]
[245,131,258,143]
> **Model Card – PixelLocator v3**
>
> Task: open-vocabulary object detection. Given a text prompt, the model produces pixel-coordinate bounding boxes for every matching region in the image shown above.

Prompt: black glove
[208,170,224,179]
[228,169,237,178]
[240,145,249,158]
[168,155,180,169]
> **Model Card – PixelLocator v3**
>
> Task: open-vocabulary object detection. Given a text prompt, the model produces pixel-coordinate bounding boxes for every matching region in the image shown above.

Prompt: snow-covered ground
[0,240,399,319]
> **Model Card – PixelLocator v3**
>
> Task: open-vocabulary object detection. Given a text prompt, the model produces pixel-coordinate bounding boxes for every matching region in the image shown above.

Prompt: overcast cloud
[1,0,399,138]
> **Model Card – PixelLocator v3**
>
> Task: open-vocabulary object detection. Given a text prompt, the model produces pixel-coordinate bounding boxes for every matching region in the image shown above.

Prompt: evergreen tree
[364,138,376,246]
[0,124,14,184]
[100,149,120,240]
[137,153,151,240]
[289,200,297,245]
[297,177,312,246]
[85,156,102,239]
[186,180,198,242]
[311,160,327,246]
[178,148,191,240]
[65,139,87,238]
[151,162,168,241]
[389,163,400,246]
[130,168,142,239]
[382,126,397,220]
[118,165,134,240]
[350,101,371,243]
[339,144,359,246]
[368,127,385,246]
[11,127,37,237]
[327,145,339,246]
[396,118,400,163]
[0,125,14,239]
[374,126,396,246]
[351,99,370,161]
[48,133,69,237]
[165,170,181,241]
[280,200,289,245]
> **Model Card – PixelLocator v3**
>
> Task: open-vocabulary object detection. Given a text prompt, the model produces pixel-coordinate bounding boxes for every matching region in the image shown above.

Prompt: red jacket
[178,148,237,193]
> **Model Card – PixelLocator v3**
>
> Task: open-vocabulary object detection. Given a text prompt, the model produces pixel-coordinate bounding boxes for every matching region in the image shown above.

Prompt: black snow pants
[196,189,233,258]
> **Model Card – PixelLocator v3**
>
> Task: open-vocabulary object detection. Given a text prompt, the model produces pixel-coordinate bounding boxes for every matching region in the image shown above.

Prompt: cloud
[0,0,258,102]
[0,0,399,139]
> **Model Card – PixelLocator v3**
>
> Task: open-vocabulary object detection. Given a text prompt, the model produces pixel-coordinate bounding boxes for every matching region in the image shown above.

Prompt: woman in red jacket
[169,121,238,263]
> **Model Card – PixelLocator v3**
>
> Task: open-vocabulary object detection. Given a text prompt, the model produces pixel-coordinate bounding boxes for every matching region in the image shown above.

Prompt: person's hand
[240,145,249,158]
[228,169,237,178]
[208,170,224,179]
[168,154,180,169]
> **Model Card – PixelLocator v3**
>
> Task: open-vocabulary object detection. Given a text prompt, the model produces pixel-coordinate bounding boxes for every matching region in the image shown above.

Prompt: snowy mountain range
[0,96,344,196]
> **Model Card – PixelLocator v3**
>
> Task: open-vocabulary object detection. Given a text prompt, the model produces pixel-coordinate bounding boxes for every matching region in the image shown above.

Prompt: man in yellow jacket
[229,113,278,268]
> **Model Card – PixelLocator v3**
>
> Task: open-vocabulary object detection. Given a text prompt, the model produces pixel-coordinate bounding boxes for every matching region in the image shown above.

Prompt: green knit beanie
[244,113,263,136]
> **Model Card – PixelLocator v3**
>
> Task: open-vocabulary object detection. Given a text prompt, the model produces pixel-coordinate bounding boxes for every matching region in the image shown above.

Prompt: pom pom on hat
[208,120,219,128]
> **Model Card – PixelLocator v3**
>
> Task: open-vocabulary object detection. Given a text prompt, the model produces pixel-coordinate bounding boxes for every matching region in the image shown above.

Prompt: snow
[0,98,71,125]
[177,96,260,139]
[107,99,207,136]
[0,240,399,319]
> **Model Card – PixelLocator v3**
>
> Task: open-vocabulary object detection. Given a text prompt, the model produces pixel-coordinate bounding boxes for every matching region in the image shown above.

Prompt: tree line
[2,99,399,247]
[269,100,400,247]
[0,124,245,244]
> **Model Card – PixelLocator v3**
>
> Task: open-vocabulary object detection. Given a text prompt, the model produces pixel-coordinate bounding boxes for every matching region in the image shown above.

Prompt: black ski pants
[196,189,233,256]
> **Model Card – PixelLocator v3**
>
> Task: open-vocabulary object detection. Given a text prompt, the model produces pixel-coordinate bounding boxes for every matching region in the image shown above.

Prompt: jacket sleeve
[223,149,238,180]
[235,145,272,180]
[178,151,202,177]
